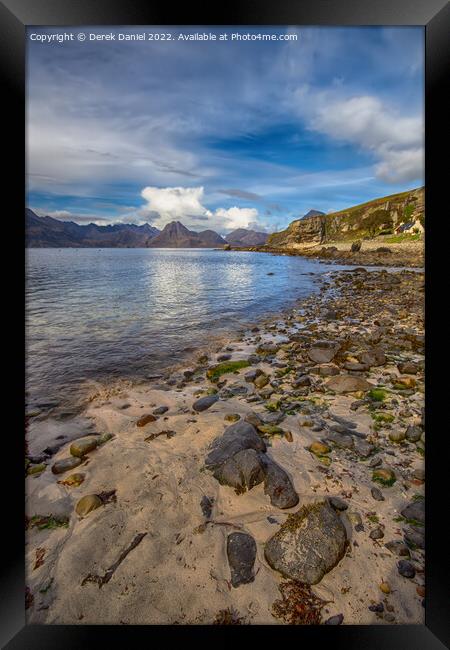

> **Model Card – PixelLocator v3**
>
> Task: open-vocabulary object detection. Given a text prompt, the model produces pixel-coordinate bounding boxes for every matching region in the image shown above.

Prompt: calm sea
[26,248,348,417]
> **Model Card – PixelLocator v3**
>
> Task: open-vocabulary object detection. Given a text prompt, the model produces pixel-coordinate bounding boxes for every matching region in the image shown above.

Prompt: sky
[26,26,424,234]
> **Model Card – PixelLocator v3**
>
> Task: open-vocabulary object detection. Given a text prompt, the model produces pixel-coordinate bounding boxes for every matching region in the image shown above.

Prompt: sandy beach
[25,264,425,625]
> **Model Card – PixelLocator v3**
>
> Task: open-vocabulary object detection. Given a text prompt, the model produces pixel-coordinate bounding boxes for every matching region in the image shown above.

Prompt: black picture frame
[2,0,449,647]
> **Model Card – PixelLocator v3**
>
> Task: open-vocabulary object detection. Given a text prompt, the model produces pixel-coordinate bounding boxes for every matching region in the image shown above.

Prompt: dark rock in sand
[205,421,266,469]
[324,614,344,625]
[371,487,385,501]
[385,540,410,557]
[200,495,214,519]
[403,525,425,550]
[227,532,257,587]
[244,368,263,382]
[397,361,418,375]
[328,496,348,511]
[153,406,169,415]
[264,500,347,584]
[401,499,424,524]
[359,348,386,367]
[397,559,416,579]
[261,456,299,509]
[193,395,219,412]
[369,527,385,540]
[217,354,232,362]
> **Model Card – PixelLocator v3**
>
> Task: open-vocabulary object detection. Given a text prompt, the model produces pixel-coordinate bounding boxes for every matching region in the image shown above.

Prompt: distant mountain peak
[225,227,268,247]
[303,209,325,218]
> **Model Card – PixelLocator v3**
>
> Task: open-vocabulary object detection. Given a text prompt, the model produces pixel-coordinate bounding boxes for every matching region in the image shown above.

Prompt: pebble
[371,487,385,501]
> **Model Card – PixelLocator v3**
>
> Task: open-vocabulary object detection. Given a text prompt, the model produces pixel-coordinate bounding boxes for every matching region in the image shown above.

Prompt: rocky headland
[25,266,425,625]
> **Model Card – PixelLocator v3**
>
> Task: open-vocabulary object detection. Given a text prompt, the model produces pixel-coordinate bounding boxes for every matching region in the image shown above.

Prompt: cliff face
[267,187,424,249]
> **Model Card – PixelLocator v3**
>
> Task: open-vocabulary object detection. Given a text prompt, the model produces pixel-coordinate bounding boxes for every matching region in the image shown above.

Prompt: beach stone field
[25,267,425,625]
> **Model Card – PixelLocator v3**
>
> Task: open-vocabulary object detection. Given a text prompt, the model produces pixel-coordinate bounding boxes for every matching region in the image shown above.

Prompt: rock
[397,361,418,375]
[309,441,330,456]
[224,413,241,422]
[254,374,269,389]
[413,468,425,481]
[328,497,348,511]
[379,582,391,594]
[311,364,340,376]
[153,406,169,415]
[351,240,362,252]
[369,457,382,467]
[200,495,214,519]
[27,463,46,475]
[51,457,83,475]
[403,526,425,550]
[256,343,278,356]
[325,375,372,394]
[371,487,385,501]
[264,501,347,584]
[347,511,364,531]
[205,421,266,469]
[405,425,422,442]
[293,375,311,387]
[397,559,416,579]
[394,376,417,389]
[354,438,374,457]
[58,473,85,487]
[217,354,232,362]
[69,436,99,458]
[308,343,338,364]
[226,532,256,587]
[389,430,406,443]
[193,395,219,412]
[213,449,265,494]
[359,349,386,367]
[324,614,344,625]
[401,499,424,524]
[136,414,157,427]
[244,368,263,382]
[75,494,102,517]
[261,456,299,509]
[384,540,410,557]
[369,527,384,540]
[98,432,113,445]
[325,430,354,450]
[372,468,396,486]
[369,603,384,613]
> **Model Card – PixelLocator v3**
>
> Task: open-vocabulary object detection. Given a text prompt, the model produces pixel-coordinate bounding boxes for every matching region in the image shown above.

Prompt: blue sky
[26,26,424,233]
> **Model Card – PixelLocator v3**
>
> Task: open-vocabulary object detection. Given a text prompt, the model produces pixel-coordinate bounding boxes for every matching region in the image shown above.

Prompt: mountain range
[25,209,270,248]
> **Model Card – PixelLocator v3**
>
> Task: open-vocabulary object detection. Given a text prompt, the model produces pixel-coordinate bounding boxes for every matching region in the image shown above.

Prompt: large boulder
[264,500,347,584]
[205,421,266,469]
[325,375,373,393]
[227,532,257,587]
[213,449,265,494]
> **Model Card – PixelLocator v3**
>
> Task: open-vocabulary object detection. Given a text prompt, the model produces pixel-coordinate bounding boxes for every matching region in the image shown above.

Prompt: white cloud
[307,94,423,183]
[214,207,259,230]
[139,185,261,232]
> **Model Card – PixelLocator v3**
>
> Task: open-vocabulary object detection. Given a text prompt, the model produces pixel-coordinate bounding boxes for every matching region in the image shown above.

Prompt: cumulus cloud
[307,94,423,183]
[139,185,261,232]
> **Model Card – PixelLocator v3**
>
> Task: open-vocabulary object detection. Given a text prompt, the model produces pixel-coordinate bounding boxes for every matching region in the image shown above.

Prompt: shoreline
[221,239,424,269]
[25,266,425,625]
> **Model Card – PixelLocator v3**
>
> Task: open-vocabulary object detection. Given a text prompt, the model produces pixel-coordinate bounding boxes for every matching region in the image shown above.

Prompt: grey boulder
[205,421,266,469]
[264,500,347,584]
[193,395,219,412]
